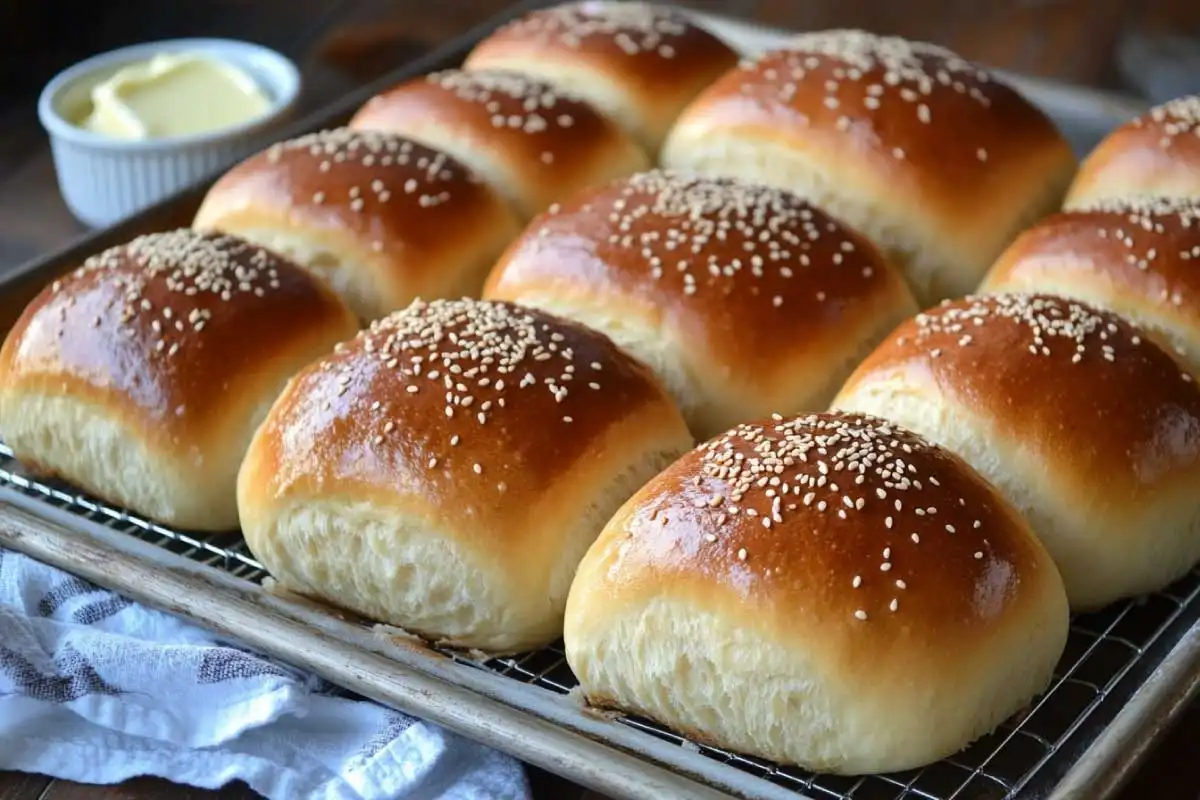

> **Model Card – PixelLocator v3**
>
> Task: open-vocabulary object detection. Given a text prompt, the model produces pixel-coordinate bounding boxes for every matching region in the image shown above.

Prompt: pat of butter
[81,52,272,140]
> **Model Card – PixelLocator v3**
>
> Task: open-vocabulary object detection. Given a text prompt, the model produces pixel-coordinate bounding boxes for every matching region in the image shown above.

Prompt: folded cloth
[0,548,531,800]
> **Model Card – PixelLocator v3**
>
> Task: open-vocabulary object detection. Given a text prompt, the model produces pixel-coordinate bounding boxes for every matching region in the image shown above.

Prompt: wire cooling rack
[1,441,1197,800]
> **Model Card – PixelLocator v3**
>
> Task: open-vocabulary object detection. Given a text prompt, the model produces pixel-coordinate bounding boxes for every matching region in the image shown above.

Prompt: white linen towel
[0,547,532,800]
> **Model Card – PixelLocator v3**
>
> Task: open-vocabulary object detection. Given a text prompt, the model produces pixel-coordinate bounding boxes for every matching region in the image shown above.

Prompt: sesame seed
[266,128,476,214]
[328,298,626,486]
[567,170,870,304]
[737,548,748,561]
[69,230,290,359]
[912,293,1150,369]
[889,598,899,612]
[1133,95,1200,147]
[503,3,695,56]
[696,411,993,624]
[854,609,868,621]
[739,32,1001,165]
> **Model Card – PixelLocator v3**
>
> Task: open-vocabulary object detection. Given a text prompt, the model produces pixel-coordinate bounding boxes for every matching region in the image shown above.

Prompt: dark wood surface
[0,1,1198,798]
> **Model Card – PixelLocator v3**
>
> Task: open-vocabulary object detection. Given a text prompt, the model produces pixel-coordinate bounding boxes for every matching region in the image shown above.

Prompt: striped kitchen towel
[0,547,530,800]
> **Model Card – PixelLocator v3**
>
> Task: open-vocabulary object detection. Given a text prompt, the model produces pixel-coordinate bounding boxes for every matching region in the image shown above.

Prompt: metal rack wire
[1,442,1197,800]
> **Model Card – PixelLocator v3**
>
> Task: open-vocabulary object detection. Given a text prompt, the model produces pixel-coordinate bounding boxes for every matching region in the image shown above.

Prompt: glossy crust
[1066,95,1200,208]
[193,128,520,321]
[238,298,692,652]
[348,69,650,220]
[659,32,1077,305]
[564,411,1067,773]
[483,169,918,439]
[463,1,738,155]
[833,293,1200,608]
[981,197,1200,375]
[0,229,359,530]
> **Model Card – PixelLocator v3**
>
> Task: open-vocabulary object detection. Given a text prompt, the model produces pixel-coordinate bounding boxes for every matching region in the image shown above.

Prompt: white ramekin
[38,38,302,229]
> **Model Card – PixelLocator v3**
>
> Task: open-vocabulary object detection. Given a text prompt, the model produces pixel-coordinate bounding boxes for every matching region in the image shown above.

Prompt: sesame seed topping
[553,169,879,306]
[854,609,868,621]
[266,128,475,213]
[911,293,1147,367]
[334,297,609,474]
[690,411,997,622]
[69,229,286,358]
[419,69,589,153]
[1132,94,1200,146]
[746,30,996,162]
[1065,197,1200,273]
[500,2,694,56]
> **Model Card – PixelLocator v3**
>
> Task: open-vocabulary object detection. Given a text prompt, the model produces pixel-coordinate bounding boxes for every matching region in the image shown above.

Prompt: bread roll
[348,69,650,221]
[462,1,738,156]
[981,197,1200,376]
[0,229,358,531]
[483,169,918,440]
[193,128,520,321]
[1065,95,1200,208]
[660,32,1078,307]
[238,297,692,652]
[832,293,1200,609]
[564,411,1067,774]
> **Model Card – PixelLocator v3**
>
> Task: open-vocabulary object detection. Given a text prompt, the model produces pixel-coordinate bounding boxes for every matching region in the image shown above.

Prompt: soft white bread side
[484,170,918,440]
[349,69,650,221]
[564,411,1068,774]
[238,298,693,653]
[0,230,359,531]
[463,1,739,155]
[980,197,1200,377]
[660,31,1077,307]
[193,129,520,321]
[1065,95,1200,208]
[833,293,1200,609]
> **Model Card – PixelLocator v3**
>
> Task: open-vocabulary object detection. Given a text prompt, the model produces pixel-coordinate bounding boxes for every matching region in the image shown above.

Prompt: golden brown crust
[981,198,1200,370]
[193,129,519,316]
[463,2,738,152]
[1066,95,1200,207]
[245,298,685,542]
[676,33,1073,231]
[348,69,649,217]
[580,411,1056,649]
[0,229,357,452]
[484,169,915,386]
[837,293,1200,503]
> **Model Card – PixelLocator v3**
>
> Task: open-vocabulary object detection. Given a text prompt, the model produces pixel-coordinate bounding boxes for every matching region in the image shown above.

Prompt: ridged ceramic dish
[37,37,301,228]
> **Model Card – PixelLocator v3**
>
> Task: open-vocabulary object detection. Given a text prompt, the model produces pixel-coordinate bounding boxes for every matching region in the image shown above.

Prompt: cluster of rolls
[4,0,1200,779]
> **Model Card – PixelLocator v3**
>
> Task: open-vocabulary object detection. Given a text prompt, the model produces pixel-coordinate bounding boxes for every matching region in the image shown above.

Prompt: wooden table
[1,1,1198,798]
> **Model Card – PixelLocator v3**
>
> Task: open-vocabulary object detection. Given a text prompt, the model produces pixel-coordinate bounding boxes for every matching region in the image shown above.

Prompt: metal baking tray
[1,3,1196,799]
